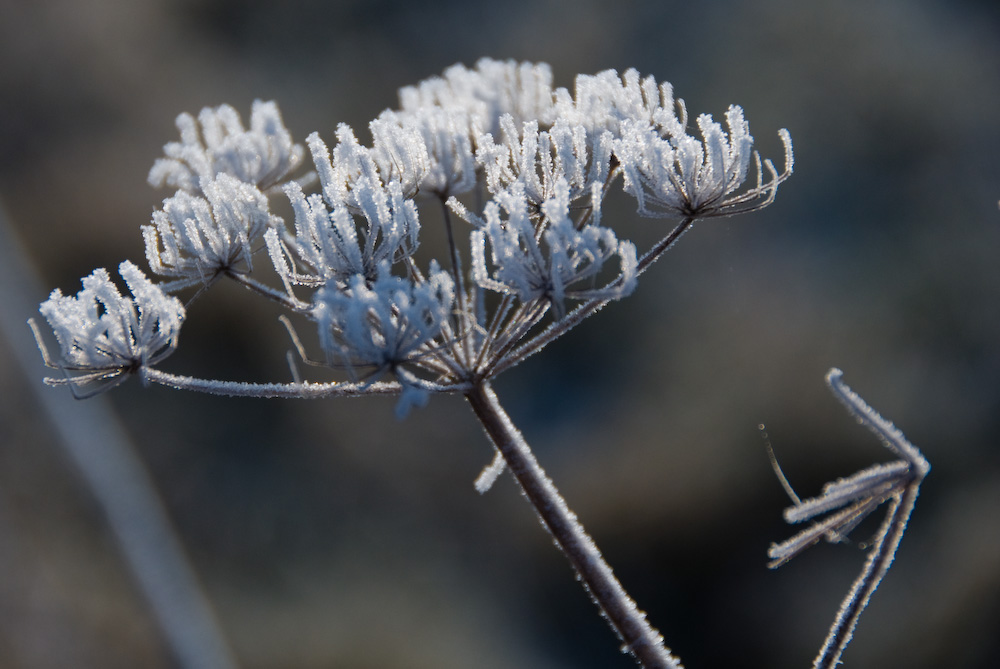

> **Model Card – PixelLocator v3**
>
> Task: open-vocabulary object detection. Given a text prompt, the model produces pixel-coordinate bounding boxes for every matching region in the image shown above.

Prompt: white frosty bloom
[616,106,793,218]
[143,174,281,291]
[476,114,613,206]
[367,114,431,198]
[463,180,637,317]
[312,262,455,408]
[35,261,185,392]
[374,108,477,197]
[267,131,420,286]
[399,58,556,140]
[553,68,671,137]
[148,100,304,193]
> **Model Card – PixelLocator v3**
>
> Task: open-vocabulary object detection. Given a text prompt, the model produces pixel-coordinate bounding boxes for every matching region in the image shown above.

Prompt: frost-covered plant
[32,261,185,396]
[28,59,924,669]
[768,369,929,669]
[143,174,280,291]
[148,100,305,194]
[461,179,636,317]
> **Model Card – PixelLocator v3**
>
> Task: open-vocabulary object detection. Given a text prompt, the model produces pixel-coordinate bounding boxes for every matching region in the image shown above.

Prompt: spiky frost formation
[35,261,185,391]
[461,180,637,317]
[367,115,431,198]
[374,108,477,197]
[554,68,672,137]
[476,114,613,206]
[143,174,281,291]
[148,100,304,193]
[399,58,556,140]
[616,106,793,218]
[312,261,455,414]
[267,131,420,287]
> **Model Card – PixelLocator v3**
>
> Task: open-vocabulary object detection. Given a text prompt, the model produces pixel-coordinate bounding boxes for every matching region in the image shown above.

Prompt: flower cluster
[460,180,636,317]
[148,100,305,194]
[33,261,185,394]
[267,130,421,287]
[30,58,803,669]
[616,106,793,218]
[143,173,280,291]
[34,59,792,405]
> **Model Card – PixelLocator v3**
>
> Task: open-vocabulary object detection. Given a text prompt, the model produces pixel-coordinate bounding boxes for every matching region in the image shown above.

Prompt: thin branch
[769,368,929,669]
[142,367,471,399]
[814,486,918,669]
[224,270,311,312]
[465,382,682,669]
[439,196,472,363]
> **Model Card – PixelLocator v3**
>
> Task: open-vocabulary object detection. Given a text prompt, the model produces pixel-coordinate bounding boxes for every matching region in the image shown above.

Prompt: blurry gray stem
[0,203,238,669]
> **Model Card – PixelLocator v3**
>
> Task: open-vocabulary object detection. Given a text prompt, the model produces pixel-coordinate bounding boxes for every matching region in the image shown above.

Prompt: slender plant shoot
[769,368,930,669]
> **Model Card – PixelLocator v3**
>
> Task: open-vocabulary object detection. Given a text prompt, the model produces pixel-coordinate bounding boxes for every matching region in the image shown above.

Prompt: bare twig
[768,368,929,669]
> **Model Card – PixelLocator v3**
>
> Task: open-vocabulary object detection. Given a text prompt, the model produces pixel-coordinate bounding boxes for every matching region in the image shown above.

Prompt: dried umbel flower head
[31,261,185,396]
[143,174,281,291]
[460,179,637,317]
[148,100,305,194]
[266,131,421,287]
[616,106,794,218]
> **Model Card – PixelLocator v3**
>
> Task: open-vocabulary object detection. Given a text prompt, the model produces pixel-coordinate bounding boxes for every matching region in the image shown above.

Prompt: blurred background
[1,0,999,667]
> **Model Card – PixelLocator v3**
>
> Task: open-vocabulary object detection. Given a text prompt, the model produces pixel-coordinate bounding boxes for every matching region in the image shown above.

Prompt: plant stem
[464,382,682,669]
[141,368,471,399]
[814,485,919,669]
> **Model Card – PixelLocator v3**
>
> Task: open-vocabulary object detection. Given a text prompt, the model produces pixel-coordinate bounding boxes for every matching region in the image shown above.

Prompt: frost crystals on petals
[144,174,281,291]
[148,100,305,194]
[463,180,637,318]
[32,261,185,395]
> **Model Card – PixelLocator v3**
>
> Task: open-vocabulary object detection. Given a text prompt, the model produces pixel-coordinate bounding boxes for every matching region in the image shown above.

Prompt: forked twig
[768,368,930,669]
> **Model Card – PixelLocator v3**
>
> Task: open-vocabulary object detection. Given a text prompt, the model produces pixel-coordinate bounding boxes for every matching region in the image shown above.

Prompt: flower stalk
[465,382,682,669]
